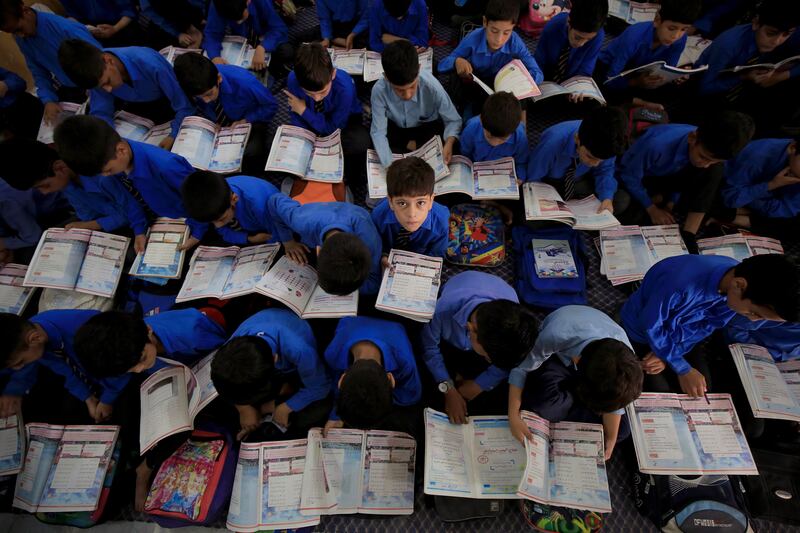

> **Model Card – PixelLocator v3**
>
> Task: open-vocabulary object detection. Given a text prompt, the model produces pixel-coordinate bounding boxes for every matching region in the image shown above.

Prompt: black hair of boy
[474,300,538,369]
[381,40,420,86]
[485,0,520,24]
[481,91,521,139]
[213,0,248,21]
[734,255,799,322]
[74,312,149,377]
[578,106,627,160]
[0,138,58,190]
[0,0,23,29]
[657,0,702,25]
[337,359,394,429]
[58,39,105,90]
[294,42,334,92]
[181,170,232,223]
[757,0,800,32]
[568,0,608,34]
[696,110,755,161]
[317,232,372,295]
[53,115,120,177]
[575,338,643,414]
[386,156,434,198]
[211,336,279,406]
[174,53,219,97]
[0,313,27,369]
[384,0,412,19]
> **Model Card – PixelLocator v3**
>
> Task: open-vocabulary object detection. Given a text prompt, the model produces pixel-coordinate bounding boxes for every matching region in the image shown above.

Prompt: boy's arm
[749,191,800,219]
[0,200,43,250]
[88,88,116,126]
[592,157,618,202]
[369,209,392,254]
[266,194,299,243]
[42,356,93,403]
[433,83,462,146]
[154,67,195,138]
[215,225,249,245]
[508,383,531,442]
[601,412,622,460]
[427,226,449,259]
[23,55,59,104]
[472,364,508,393]
[98,373,132,406]
[438,37,472,73]
[352,0,370,36]
[161,154,209,240]
[315,0,334,41]
[368,5,384,52]
[284,350,331,413]
[513,35,544,84]
[259,0,289,52]
[369,86,394,167]
[243,78,278,124]
[202,4,226,59]
[533,22,556,74]
[2,363,39,397]
[393,333,423,406]
[617,146,655,208]
[420,315,451,386]
[64,185,125,232]
[409,2,429,48]
[576,30,604,77]
[524,133,556,183]
[140,0,181,37]
[99,175,150,236]
[600,31,636,89]
[641,294,694,376]
[0,67,26,97]
[513,129,529,182]
[697,40,742,96]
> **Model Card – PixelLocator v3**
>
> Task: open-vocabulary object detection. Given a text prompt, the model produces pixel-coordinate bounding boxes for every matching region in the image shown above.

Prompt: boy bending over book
[368,0,429,53]
[508,305,643,460]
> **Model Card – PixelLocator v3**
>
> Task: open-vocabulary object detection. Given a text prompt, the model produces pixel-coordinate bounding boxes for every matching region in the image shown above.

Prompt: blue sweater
[204,0,288,56]
[368,0,428,52]
[370,199,449,258]
[286,69,362,136]
[534,13,604,80]
[217,175,281,245]
[460,116,529,182]
[195,64,277,125]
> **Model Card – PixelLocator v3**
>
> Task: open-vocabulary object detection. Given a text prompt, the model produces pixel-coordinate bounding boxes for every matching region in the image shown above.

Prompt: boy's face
[389,193,433,233]
[753,23,795,53]
[483,18,515,51]
[0,7,35,37]
[97,55,124,92]
[653,15,691,47]
[574,134,603,167]
[6,327,46,371]
[567,24,597,48]
[212,193,238,228]
[466,315,490,360]
[128,337,159,374]
[100,141,132,176]
[302,70,336,102]
[483,128,511,147]
[725,278,785,322]
[389,77,419,101]
[33,160,72,195]
[687,131,725,169]
[197,75,222,104]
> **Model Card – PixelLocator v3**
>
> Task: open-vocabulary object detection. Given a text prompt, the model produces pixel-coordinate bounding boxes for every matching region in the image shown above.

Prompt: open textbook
[533,76,606,105]
[698,233,783,261]
[253,256,358,318]
[366,136,450,198]
[221,35,264,69]
[13,424,119,513]
[171,116,251,173]
[176,244,279,303]
[608,0,658,24]
[158,45,200,65]
[23,228,129,299]
[36,101,87,145]
[376,249,443,322]
[113,111,172,146]
[729,343,800,423]
[265,126,344,183]
[139,354,218,454]
[0,264,36,315]
[363,48,433,83]
[599,225,688,285]
[627,393,758,476]
[679,36,713,68]
[605,61,708,86]
[722,55,800,74]
[129,218,190,280]
[0,415,24,476]
[472,59,542,100]
[523,182,621,230]
[435,156,520,200]
[328,48,367,76]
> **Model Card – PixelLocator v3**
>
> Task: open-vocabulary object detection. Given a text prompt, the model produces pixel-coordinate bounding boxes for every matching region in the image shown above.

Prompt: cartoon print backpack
[446,203,506,267]
[521,499,605,532]
[519,0,571,37]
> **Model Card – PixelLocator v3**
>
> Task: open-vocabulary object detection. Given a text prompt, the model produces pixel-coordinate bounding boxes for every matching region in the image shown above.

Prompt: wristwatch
[438,379,455,393]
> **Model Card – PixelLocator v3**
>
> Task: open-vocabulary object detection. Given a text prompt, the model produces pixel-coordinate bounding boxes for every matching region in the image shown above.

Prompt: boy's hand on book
[134,234,147,254]
[273,403,292,428]
[178,32,194,47]
[323,419,344,437]
[85,396,100,420]
[597,199,614,214]
[320,38,330,49]
[631,73,664,89]
[455,58,473,78]
[443,137,455,165]
[640,352,665,374]
[646,205,675,226]
[756,69,789,88]
[509,412,532,443]
[92,23,117,39]
[283,240,310,264]
[769,168,800,190]
[603,437,616,461]
[252,46,268,71]
[158,135,175,150]
[65,220,102,231]
[236,404,261,441]
[212,57,228,65]
[678,368,707,398]
[0,249,13,265]
[0,395,21,418]
[178,236,200,251]
[44,102,61,125]
[247,232,271,244]
[457,380,482,401]
[94,402,113,423]
[444,388,468,424]
[345,33,356,50]
[283,90,307,116]
[381,255,390,271]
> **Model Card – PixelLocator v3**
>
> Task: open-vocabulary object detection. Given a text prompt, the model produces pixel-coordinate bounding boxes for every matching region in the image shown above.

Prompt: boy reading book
[173,53,277,176]
[59,0,140,47]
[57,40,195,150]
[508,305,643,461]
[421,271,538,424]
[0,66,43,140]
[370,157,450,259]
[316,0,369,49]
[368,0,429,53]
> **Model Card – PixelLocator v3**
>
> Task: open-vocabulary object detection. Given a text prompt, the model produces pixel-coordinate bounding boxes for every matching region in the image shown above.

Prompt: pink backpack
[518,0,571,37]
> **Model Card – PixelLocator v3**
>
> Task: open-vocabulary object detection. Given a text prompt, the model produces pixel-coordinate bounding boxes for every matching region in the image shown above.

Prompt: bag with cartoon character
[519,0,571,37]
[446,204,506,267]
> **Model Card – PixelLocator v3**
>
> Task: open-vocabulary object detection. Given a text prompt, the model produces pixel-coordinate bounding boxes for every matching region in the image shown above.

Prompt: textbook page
[221,36,258,69]
[0,415,24,476]
[641,224,688,263]
[300,429,337,515]
[606,61,707,86]
[187,352,219,419]
[697,235,752,261]
[522,182,575,223]
[320,429,365,514]
[627,1,659,23]
[306,129,344,183]
[361,431,416,515]
[209,123,251,173]
[724,55,800,74]
[436,156,475,196]
[171,116,218,170]
[74,231,129,298]
[533,77,606,105]
[745,235,784,256]
[366,149,392,198]
[493,60,541,100]
[376,249,443,322]
[730,343,800,422]
[328,48,366,76]
[24,228,90,291]
[423,409,475,497]
[565,195,620,230]
[221,244,280,299]
[227,444,262,531]
[130,219,189,279]
[472,158,519,200]
[254,256,317,317]
[548,421,611,512]
[14,424,63,512]
[260,440,319,530]
[301,283,358,319]
[517,412,551,504]
[364,49,433,83]
[409,136,450,181]
[177,246,240,302]
[679,36,713,67]
[471,416,526,498]
[265,125,316,178]
[114,111,155,141]
[599,226,652,281]
[37,102,86,144]
[139,365,192,454]
[141,122,173,147]
[158,46,200,65]
[0,264,35,315]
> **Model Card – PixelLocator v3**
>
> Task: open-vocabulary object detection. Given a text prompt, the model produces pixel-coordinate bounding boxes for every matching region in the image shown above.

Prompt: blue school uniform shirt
[621,255,739,375]
[724,315,800,362]
[204,0,288,56]
[59,0,136,25]
[138,0,206,38]
[370,199,449,258]
[316,0,369,40]
[460,116,529,182]
[14,11,101,104]
[617,123,695,208]
[421,271,519,392]
[218,175,280,245]
[63,175,128,232]
[534,13,604,80]
[324,316,422,420]
[267,194,383,295]
[286,69,362,136]
[723,138,800,218]
[439,27,544,84]
[368,0,428,52]
[0,67,26,108]
[370,70,462,168]
[229,309,330,411]
[0,179,66,250]
[692,0,746,37]
[527,120,618,201]
[696,24,757,96]
[599,21,687,90]
[195,64,277,125]
[89,47,194,139]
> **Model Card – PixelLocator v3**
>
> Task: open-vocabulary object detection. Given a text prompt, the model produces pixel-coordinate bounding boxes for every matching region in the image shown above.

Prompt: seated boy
[370,157,449,259]
[371,40,462,169]
[204,0,293,75]
[59,0,140,47]
[421,271,538,423]
[526,106,627,214]
[534,0,607,83]
[181,170,280,246]
[138,0,205,49]
[616,110,754,235]
[509,306,643,460]
[174,53,277,175]
[267,193,382,295]
[368,0,429,53]
[0,66,43,140]
[58,39,194,150]
[316,0,369,49]
[211,308,330,439]
[620,254,798,397]
[323,316,422,434]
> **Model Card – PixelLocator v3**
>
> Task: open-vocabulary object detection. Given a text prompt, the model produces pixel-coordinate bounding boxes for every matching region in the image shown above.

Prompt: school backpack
[281,177,352,204]
[521,499,604,532]
[446,203,506,267]
[625,105,669,145]
[740,447,800,525]
[518,0,571,37]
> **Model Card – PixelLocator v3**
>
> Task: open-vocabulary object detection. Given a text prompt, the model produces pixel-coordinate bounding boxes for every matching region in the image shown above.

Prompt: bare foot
[135,461,153,512]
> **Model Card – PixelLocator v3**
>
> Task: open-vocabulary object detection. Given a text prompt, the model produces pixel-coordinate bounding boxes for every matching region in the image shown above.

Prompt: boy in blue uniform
[316,0,369,49]
[181,170,280,246]
[368,0,429,53]
[0,66,42,140]
[508,306,643,460]
[371,157,449,259]
[421,271,538,424]
[174,53,277,175]
[621,254,798,397]
[58,40,194,151]
[138,0,205,49]
[267,193,382,296]
[59,0,140,47]
[724,316,800,362]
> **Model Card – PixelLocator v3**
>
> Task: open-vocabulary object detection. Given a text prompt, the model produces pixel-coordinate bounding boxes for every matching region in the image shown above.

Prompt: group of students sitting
[0,0,799,519]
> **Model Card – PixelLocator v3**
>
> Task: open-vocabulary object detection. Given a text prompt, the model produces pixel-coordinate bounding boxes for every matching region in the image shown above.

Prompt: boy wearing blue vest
[368,0,429,53]
[316,0,369,49]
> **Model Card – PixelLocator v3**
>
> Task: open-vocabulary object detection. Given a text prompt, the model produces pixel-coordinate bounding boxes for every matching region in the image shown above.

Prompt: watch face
[438,382,448,393]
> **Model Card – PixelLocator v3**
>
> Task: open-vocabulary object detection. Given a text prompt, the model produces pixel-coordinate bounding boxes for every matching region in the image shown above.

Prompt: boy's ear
[482,16,488,27]
[316,245,321,257]
[386,372,396,389]
[734,277,748,294]
[653,13,662,26]
[338,372,346,389]
[102,53,115,69]
[331,69,337,82]
[231,191,239,206]
[115,141,127,159]
[51,159,70,177]
[687,130,697,147]
[25,327,45,347]
[217,73,223,86]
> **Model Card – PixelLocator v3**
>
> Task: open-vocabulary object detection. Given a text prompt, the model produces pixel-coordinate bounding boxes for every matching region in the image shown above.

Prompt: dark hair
[0,0,22,28]
[317,232,372,295]
[384,0,412,18]
[0,138,58,189]
[657,0,701,24]
[696,110,755,160]
[74,312,149,377]
[484,0,519,24]
[735,255,799,322]
[757,0,800,32]
[568,0,608,33]
[213,0,248,21]
[53,116,120,177]
[381,40,419,86]
[294,42,334,92]
[481,91,521,138]
[181,170,232,222]
[58,39,105,89]
[174,53,218,96]
[337,359,393,429]
[577,106,627,160]
[474,300,538,369]
[386,156,434,197]
[211,336,278,405]
[575,339,643,413]
[0,313,29,369]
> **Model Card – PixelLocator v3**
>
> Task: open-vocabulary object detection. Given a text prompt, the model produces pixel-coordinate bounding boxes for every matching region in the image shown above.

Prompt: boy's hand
[85,396,100,419]
[769,167,800,190]
[0,81,7,98]
[345,33,356,50]
[0,395,22,418]
[443,137,456,165]
[640,352,665,374]
[320,38,330,48]
[646,205,676,225]
[283,240,310,264]
[178,32,194,47]
[509,411,532,443]
[252,45,268,71]
[597,199,614,214]
[273,403,292,428]
[94,402,113,423]
[247,232,271,244]
[231,119,248,126]
[91,23,118,39]
[457,380,482,401]
[444,388,468,424]
[678,368,707,398]
[66,220,102,231]
[455,57,473,78]
[134,234,147,254]
[632,73,665,89]
[283,90,307,116]
[323,419,344,437]
[212,57,228,65]
[178,235,200,251]
[604,437,616,461]
[158,135,175,151]
[236,404,260,441]
[44,102,62,125]
[380,255,390,271]
[0,249,14,265]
